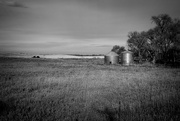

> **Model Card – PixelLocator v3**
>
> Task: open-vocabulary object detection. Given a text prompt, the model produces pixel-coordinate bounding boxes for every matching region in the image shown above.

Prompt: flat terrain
[0,57,180,121]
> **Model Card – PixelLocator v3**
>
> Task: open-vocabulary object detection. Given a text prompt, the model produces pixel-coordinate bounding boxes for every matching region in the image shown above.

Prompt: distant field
[0,53,104,59]
[0,57,180,121]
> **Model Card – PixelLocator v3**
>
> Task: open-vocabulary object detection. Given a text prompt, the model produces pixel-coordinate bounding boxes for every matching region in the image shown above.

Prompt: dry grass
[0,57,180,121]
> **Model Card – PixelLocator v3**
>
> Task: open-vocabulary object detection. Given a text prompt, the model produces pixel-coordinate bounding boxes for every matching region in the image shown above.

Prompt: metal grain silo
[104,51,119,64]
[121,51,133,65]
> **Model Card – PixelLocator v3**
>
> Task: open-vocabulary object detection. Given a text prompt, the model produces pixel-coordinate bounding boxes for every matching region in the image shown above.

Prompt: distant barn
[104,51,119,64]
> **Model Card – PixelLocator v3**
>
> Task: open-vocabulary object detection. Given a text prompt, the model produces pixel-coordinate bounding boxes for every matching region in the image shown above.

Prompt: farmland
[0,57,180,121]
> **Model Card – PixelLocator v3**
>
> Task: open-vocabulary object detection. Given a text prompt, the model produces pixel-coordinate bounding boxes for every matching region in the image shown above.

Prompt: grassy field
[0,57,180,121]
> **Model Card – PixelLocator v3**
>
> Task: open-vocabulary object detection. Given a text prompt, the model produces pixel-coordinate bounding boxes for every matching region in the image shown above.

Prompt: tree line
[112,14,180,64]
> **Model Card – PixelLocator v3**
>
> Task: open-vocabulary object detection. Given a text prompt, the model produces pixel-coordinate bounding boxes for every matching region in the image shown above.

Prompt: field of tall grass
[0,57,180,121]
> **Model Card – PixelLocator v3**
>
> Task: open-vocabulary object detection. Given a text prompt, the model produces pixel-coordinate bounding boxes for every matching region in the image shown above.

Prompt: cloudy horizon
[0,0,180,54]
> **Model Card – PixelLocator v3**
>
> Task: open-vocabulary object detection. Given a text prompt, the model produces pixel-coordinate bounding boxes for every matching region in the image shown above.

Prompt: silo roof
[105,51,119,56]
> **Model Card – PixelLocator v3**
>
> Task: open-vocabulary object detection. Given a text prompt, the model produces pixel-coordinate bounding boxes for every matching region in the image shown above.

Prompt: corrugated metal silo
[121,51,133,65]
[104,51,119,64]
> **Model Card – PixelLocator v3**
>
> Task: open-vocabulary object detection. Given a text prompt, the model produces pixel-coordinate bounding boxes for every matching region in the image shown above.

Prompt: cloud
[0,0,27,8]
[7,2,27,8]
[1,0,180,54]
[92,44,114,48]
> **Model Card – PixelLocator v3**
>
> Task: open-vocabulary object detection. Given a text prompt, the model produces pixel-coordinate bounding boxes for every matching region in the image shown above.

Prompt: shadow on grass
[0,100,16,116]
[0,100,10,115]
[93,96,180,121]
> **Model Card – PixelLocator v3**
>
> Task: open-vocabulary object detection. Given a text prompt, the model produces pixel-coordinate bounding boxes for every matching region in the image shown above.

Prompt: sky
[0,0,180,54]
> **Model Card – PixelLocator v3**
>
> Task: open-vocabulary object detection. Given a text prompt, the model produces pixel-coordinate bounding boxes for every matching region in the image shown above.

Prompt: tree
[127,14,180,64]
[127,31,149,63]
[145,28,163,64]
[111,45,125,55]
[150,14,180,63]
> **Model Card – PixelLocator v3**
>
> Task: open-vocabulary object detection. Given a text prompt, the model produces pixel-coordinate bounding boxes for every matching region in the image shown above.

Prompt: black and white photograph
[0,0,180,120]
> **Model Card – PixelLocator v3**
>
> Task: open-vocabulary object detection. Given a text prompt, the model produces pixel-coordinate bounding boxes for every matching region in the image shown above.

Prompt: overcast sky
[0,0,180,54]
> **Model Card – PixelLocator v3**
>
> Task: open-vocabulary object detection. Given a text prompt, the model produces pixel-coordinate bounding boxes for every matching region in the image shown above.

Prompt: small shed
[104,51,119,64]
[121,51,133,65]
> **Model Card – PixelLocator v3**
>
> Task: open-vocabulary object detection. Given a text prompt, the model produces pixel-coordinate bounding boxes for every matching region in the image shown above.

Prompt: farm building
[121,51,133,65]
[104,51,119,64]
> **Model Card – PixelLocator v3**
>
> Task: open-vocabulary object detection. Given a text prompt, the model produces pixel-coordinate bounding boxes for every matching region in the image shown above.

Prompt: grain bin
[104,51,119,64]
[121,51,133,65]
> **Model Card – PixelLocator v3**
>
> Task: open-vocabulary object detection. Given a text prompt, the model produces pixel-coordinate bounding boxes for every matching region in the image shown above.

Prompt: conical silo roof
[106,51,119,56]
